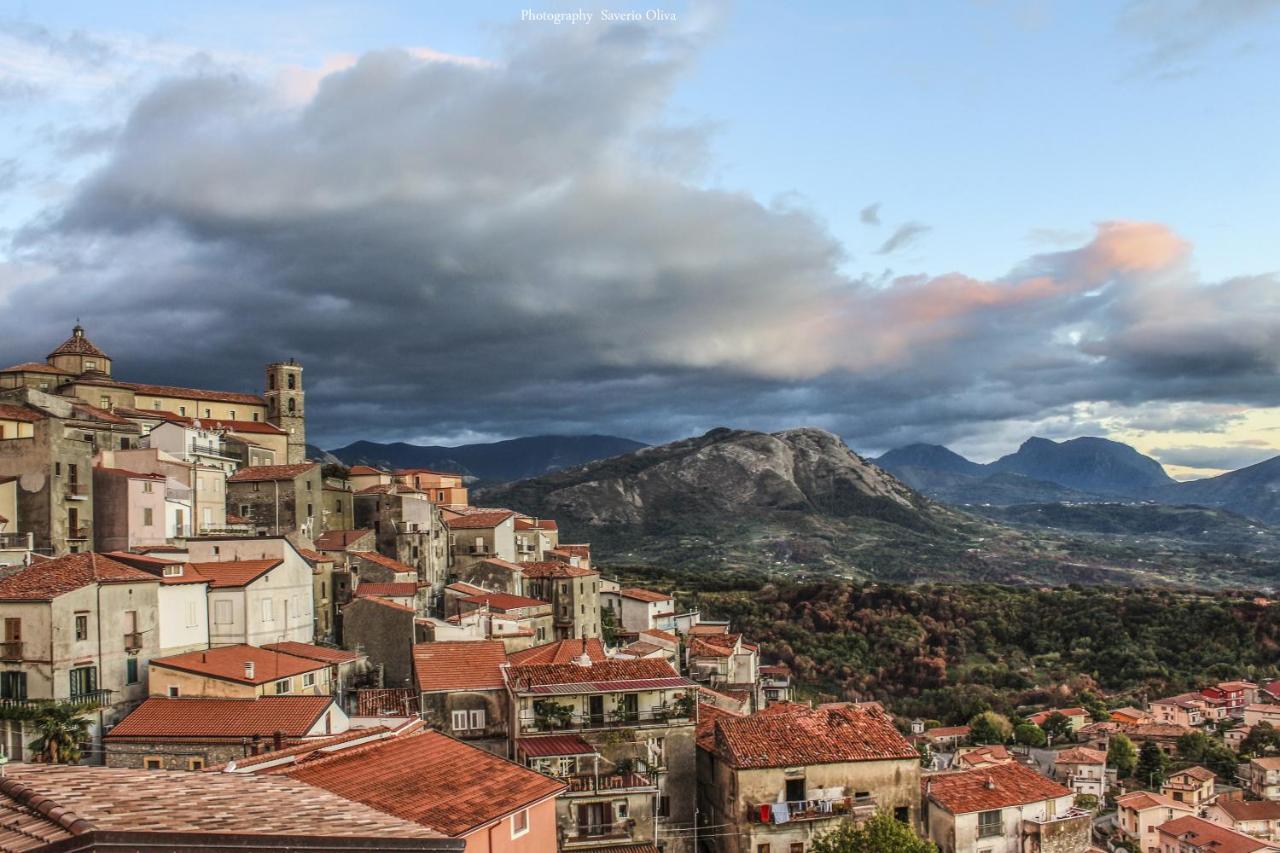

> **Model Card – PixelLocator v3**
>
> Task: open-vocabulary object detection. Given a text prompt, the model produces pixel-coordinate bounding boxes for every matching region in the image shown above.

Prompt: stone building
[443,508,517,574]
[149,644,334,699]
[341,595,430,688]
[412,640,510,757]
[226,463,323,539]
[353,484,447,595]
[264,359,307,464]
[521,561,602,640]
[104,695,348,770]
[698,702,922,853]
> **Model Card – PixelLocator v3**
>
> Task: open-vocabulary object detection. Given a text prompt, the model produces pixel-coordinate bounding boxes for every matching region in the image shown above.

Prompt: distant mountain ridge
[319,434,646,482]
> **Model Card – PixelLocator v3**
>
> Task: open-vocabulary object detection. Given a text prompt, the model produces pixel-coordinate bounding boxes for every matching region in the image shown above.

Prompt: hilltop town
[3,327,1280,853]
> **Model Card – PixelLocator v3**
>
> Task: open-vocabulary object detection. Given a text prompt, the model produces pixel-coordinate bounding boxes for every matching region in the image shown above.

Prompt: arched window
[269,375,276,390]
[287,398,296,414]
[287,374,296,390]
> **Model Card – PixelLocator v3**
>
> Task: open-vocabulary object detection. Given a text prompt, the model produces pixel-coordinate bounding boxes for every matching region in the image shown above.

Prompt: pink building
[92,466,168,552]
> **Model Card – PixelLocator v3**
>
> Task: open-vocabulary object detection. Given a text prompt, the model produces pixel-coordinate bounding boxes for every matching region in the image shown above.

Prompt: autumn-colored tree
[811,811,937,853]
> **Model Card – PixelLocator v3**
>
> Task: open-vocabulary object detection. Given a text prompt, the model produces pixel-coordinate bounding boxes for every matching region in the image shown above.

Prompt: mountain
[875,443,984,477]
[988,436,1175,495]
[1162,456,1280,524]
[323,434,646,482]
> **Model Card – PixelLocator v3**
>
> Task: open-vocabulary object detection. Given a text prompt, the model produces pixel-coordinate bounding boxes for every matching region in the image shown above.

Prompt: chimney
[245,660,255,679]
[574,636,592,667]
[273,730,284,751]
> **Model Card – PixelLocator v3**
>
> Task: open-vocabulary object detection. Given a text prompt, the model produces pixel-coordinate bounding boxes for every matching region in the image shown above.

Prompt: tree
[968,711,1013,745]
[1014,723,1047,748]
[1136,740,1169,789]
[1241,722,1280,757]
[600,606,620,646]
[28,704,91,764]
[811,811,938,853]
[1078,690,1110,722]
[1041,712,1075,744]
[1108,733,1138,778]
[1175,731,1236,779]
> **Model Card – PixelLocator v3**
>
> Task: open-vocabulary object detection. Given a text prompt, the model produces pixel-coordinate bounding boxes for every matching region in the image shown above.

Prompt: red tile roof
[696,701,743,751]
[514,517,557,530]
[0,403,43,423]
[1157,816,1272,853]
[348,595,416,614]
[129,382,265,406]
[353,550,418,575]
[315,528,374,550]
[107,696,333,740]
[0,552,158,601]
[356,582,419,599]
[925,762,1073,814]
[444,510,514,529]
[1116,790,1186,811]
[4,764,444,839]
[347,465,386,475]
[48,327,108,358]
[413,641,507,692]
[445,581,487,596]
[188,558,280,588]
[711,703,918,769]
[150,644,326,685]
[355,688,419,716]
[521,561,597,579]
[0,361,70,375]
[228,463,318,483]
[620,587,673,603]
[261,642,362,665]
[508,638,608,665]
[507,658,685,691]
[925,725,971,739]
[459,591,549,612]
[516,734,597,758]
[689,634,743,658]
[95,465,165,480]
[1055,746,1107,765]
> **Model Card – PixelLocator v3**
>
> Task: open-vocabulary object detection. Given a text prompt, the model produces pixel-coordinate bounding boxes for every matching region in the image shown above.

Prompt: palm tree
[28,704,91,764]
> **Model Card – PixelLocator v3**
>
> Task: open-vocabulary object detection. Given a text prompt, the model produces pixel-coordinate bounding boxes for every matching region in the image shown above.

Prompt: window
[229,410,236,420]
[657,795,670,817]
[287,374,296,390]
[74,614,88,641]
[252,412,259,421]
[4,618,20,645]
[144,758,162,770]
[0,671,27,701]
[126,657,139,684]
[469,709,486,730]
[275,679,290,694]
[85,360,96,370]
[203,408,211,418]
[452,710,470,731]
[269,375,276,390]
[178,406,186,416]
[287,398,296,413]
[186,601,199,627]
[757,846,770,853]
[99,396,109,409]
[167,685,180,697]
[511,808,529,838]
[790,845,804,853]
[69,665,97,698]
[262,599,273,622]
[306,480,313,491]
[214,600,232,624]
[143,507,154,527]
[152,400,160,410]
[54,462,61,476]
[894,806,910,824]
[977,809,1002,838]
[302,672,316,688]
[188,758,205,771]
[239,504,250,517]
[142,480,153,494]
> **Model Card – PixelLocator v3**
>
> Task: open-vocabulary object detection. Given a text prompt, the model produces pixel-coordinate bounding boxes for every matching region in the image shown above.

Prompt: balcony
[467,544,489,555]
[66,526,90,541]
[519,707,693,735]
[64,482,88,500]
[123,632,142,651]
[0,689,113,713]
[190,441,235,459]
[563,771,658,795]
[750,795,877,824]
[0,532,32,552]
[0,642,22,661]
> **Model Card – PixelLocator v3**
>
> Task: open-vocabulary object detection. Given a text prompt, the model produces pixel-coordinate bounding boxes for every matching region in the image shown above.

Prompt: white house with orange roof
[1054,746,1108,797]
[616,587,676,633]
[185,537,315,646]
[924,762,1089,853]
[1115,790,1195,852]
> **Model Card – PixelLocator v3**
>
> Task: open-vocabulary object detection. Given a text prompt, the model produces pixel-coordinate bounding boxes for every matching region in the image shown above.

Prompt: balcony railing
[190,441,234,459]
[563,771,658,794]
[66,526,90,540]
[0,642,22,661]
[519,707,693,734]
[750,796,877,824]
[0,532,32,551]
[123,632,142,651]
[0,689,113,712]
[65,482,88,499]
[467,545,489,555]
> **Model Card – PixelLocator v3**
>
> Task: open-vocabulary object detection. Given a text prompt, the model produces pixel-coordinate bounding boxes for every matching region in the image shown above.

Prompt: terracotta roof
[514,517,557,530]
[1027,707,1088,724]
[925,762,1073,814]
[0,361,70,375]
[228,463,318,483]
[957,745,1012,767]
[688,623,730,635]
[1157,816,1272,853]
[0,403,43,423]
[1214,798,1280,821]
[696,701,742,751]
[129,382,265,406]
[355,483,425,496]
[459,591,549,611]
[445,510,514,529]
[353,550,418,576]
[517,734,597,758]
[348,465,386,475]
[1171,765,1216,782]
[620,587,673,603]
[689,634,743,658]
[188,558,281,588]
[356,582,419,599]
[348,595,416,614]
[413,641,507,692]
[1055,746,1107,765]
[0,552,158,601]
[712,703,917,769]
[521,561,597,579]
[278,729,564,837]
[1253,756,1280,770]
[1116,790,1189,811]
[261,642,362,665]
[507,658,686,692]
[3,763,444,839]
[445,581,487,596]
[315,528,374,550]
[508,638,609,665]
[48,326,107,359]
[355,688,419,716]
[107,696,334,740]
[621,641,663,656]
[925,725,971,738]
[295,547,328,564]
[641,628,680,644]
[222,724,408,771]
[150,644,326,685]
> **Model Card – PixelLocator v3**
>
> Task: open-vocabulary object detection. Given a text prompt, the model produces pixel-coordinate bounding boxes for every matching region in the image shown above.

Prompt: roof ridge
[0,777,97,836]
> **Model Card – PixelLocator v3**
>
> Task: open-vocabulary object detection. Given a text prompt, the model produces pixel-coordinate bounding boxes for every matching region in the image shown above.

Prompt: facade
[341,595,429,687]
[1163,765,1216,807]
[446,509,518,574]
[1207,798,1280,842]
[699,702,922,853]
[1114,790,1195,853]
[226,463,323,539]
[264,360,307,464]
[1249,757,1280,800]
[395,468,469,506]
[1203,680,1257,717]
[923,762,1089,853]
[353,483,448,596]
[104,552,211,656]
[1053,746,1108,798]
[149,644,334,698]
[616,587,676,632]
[521,561,602,640]
[90,466,168,551]
[1155,815,1278,853]
[185,537,316,647]
[1151,692,1212,727]
[1026,706,1090,733]
[413,640,510,756]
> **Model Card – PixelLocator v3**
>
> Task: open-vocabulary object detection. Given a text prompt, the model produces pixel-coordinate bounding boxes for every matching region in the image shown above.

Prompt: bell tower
[265,359,306,464]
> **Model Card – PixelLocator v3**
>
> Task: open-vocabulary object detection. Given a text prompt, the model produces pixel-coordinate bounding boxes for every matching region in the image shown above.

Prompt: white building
[185,537,314,647]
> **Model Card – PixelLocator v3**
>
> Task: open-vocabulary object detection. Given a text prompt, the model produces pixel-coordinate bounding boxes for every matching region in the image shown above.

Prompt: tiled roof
[508,638,609,666]
[689,634,742,658]
[353,550,418,575]
[348,595,416,614]
[459,591,549,611]
[107,696,333,740]
[712,703,917,769]
[445,581,487,596]
[517,734,596,758]
[0,361,70,375]
[957,745,1011,767]
[0,552,158,601]
[1116,790,1186,811]
[1157,816,1272,853]
[621,641,663,656]
[925,725,970,738]
[355,688,419,716]
[228,463,318,483]
[507,658,684,691]
[280,729,564,837]
[355,483,425,496]
[696,702,742,751]
[620,587,672,603]
[1055,746,1107,765]
[1173,765,1216,782]
[413,641,507,692]
[295,547,328,564]
[1214,798,1280,821]
[3,764,444,839]
[347,465,386,475]
[521,561,597,579]
[642,628,680,644]
[315,528,374,550]
[688,623,731,635]
[1252,757,1280,770]
[48,326,107,358]
[926,762,1073,814]
[444,510,514,529]
[0,784,74,849]
[188,558,280,588]
[222,724,408,771]
[150,644,326,685]
[129,382,265,406]
[356,582,419,599]
[514,517,557,530]
[261,642,362,665]
[0,403,43,423]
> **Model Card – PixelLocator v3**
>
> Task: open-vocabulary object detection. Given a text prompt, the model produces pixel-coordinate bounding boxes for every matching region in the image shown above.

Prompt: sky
[0,0,1278,479]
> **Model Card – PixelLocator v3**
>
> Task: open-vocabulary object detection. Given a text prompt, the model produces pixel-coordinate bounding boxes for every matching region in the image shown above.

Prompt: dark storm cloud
[1151,444,1278,472]
[3,22,1280,453]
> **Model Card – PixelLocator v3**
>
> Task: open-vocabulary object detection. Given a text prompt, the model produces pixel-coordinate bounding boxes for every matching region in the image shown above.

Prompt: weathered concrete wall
[342,598,415,687]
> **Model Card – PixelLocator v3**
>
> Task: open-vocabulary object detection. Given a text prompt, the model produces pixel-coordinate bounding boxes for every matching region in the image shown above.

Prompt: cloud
[859,202,880,225]
[1118,0,1280,77]
[1150,444,1278,472]
[2,19,1280,460]
[876,221,930,254]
